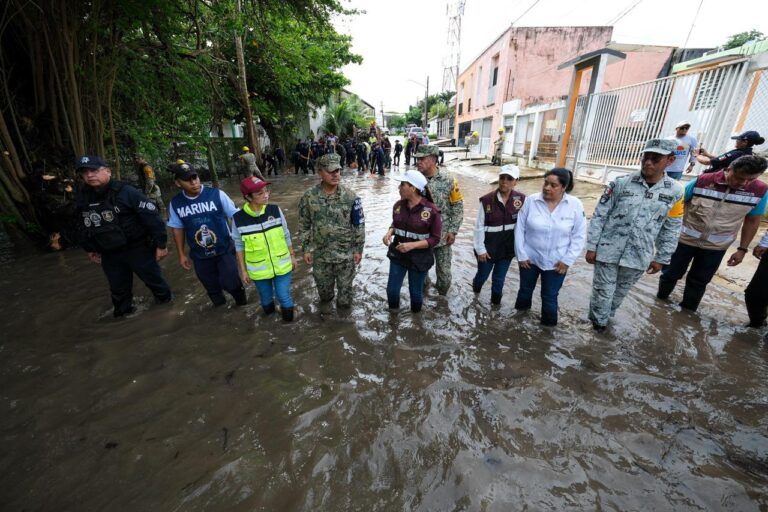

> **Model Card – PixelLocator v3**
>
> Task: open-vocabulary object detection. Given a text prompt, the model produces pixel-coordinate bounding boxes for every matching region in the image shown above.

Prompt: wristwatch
[737,246,748,252]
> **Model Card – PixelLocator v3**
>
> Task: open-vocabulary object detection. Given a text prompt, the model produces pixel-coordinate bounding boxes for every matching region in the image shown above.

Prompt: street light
[407,77,429,130]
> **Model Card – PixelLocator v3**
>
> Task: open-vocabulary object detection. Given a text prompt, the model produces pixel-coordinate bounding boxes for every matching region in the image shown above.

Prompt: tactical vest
[80,182,130,252]
[233,203,292,280]
[170,186,231,259]
[479,190,525,260]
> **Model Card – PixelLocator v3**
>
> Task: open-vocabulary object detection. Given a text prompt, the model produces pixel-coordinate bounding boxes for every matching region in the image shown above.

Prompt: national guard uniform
[135,158,165,216]
[417,145,464,295]
[297,154,365,308]
[75,155,172,317]
[586,139,684,328]
[239,146,264,180]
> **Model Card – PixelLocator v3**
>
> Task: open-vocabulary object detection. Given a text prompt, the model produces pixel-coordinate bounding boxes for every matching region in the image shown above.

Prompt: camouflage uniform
[586,142,684,327]
[418,145,464,295]
[136,161,166,216]
[297,154,365,307]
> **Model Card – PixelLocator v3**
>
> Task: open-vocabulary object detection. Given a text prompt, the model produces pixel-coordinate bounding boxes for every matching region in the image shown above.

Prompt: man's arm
[653,195,684,266]
[297,193,314,262]
[445,177,464,241]
[586,181,619,253]
[351,196,365,264]
[126,186,168,249]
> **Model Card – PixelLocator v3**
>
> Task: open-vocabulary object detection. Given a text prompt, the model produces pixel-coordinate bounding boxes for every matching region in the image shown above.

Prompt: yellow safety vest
[234,203,292,280]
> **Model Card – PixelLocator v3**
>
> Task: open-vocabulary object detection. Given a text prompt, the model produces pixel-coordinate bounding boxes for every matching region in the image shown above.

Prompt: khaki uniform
[137,163,165,216]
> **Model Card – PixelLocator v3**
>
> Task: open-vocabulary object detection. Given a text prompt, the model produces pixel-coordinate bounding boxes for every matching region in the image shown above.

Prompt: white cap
[676,120,692,129]
[393,170,428,193]
[499,164,520,179]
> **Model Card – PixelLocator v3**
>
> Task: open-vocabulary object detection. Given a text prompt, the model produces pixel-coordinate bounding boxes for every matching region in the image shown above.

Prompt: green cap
[643,138,677,155]
[317,153,342,171]
[413,145,440,158]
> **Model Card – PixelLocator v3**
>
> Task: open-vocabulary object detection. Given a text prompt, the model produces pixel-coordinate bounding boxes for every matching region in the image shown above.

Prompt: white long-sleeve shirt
[514,192,586,270]
[758,230,768,248]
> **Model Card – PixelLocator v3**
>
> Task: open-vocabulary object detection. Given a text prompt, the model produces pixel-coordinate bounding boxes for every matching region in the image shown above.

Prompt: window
[476,67,483,107]
[692,70,724,110]
[487,55,499,105]
[467,98,472,111]
[458,82,465,115]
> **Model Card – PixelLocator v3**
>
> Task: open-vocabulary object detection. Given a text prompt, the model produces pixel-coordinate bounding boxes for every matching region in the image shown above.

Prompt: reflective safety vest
[233,203,292,280]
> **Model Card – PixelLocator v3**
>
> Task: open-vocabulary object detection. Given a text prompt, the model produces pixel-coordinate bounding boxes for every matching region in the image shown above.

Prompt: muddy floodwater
[1,159,768,511]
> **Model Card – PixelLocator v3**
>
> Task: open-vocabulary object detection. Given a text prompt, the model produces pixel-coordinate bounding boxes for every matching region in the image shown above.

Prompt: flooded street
[2,159,768,511]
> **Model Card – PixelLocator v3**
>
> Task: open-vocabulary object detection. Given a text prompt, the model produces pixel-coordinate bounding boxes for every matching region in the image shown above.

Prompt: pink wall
[603,50,674,89]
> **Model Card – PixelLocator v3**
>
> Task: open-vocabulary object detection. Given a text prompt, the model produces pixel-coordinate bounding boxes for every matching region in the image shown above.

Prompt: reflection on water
[1,161,767,511]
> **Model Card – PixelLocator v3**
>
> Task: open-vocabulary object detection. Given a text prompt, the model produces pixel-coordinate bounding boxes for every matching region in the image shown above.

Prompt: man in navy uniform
[75,155,172,317]
[167,162,247,307]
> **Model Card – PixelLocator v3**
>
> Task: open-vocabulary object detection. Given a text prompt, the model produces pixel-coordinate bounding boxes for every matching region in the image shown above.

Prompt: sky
[333,0,768,114]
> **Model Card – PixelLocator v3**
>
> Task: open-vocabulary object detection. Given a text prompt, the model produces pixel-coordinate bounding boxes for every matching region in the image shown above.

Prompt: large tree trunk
[234,0,261,165]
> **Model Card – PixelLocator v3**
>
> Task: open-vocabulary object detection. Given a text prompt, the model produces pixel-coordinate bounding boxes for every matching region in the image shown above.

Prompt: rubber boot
[262,302,276,316]
[472,283,482,294]
[410,302,422,313]
[745,300,767,328]
[656,279,676,300]
[679,285,705,312]
[491,292,502,305]
[281,307,294,322]
[231,287,247,306]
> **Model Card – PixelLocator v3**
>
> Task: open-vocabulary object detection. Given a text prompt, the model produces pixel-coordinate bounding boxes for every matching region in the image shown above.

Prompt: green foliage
[429,102,450,119]
[387,114,406,130]
[322,96,368,137]
[404,91,455,126]
[724,30,765,49]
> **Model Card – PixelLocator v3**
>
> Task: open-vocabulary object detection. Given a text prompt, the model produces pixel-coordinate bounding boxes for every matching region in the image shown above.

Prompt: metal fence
[564,60,765,183]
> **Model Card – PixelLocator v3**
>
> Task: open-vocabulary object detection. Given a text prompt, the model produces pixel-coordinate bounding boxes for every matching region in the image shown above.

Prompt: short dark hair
[544,167,574,193]
[731,155,768,175]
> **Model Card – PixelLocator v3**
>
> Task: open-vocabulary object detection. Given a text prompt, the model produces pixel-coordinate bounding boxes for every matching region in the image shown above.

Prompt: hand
[585,250,596,264]
[477,252,490,262]
[240,272,251,286]
[445,233,456,245]
[554,261,569,274]
[727,250,746,266]
[353,253,362,265]
[518,259,531,269]
[646,261,663,274]
[396,242,413,253]
[156,247,169,261]
[291,254,297,270]
[753,246,767,259]
[87,252,101,264]
[383,232,392,246]
[303,252,313,265]
[178,254,192,271]
[685,165,694,174]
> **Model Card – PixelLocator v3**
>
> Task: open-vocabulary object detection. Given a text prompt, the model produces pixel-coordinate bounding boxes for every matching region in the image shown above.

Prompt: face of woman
[248,188,269,205]
[542,175,564,200]
[497,175,516,193]
[399,182,417,200]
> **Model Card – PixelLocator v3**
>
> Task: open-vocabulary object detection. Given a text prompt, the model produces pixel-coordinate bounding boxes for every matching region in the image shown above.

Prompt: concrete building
[454,26,686,165]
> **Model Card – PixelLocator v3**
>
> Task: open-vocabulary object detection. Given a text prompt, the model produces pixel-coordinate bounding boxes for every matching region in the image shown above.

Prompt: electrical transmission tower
[441,0,466,92]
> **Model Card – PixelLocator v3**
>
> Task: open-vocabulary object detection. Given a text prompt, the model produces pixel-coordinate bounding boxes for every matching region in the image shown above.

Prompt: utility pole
[423,76,429,130]
[380,101,385,129]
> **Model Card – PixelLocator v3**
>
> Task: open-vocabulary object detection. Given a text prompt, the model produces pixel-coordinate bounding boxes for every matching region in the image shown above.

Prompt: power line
[606,0,644,26]
[682,0,705,49]
[511,0,542,26]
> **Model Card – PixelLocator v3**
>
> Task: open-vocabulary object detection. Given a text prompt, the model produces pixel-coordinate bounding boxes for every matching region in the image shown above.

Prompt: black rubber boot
[491,292,502,305]
[262,302,276,316]
[281,307,294,322]
[410,302,422,313]
[472,282,482,294]
[657,279,676,300]
[679,285,705,312]
[230,287,247,306]
[210,293,227,307]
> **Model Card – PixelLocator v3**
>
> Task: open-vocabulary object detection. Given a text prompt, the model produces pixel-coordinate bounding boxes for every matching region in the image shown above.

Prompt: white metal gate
[565,60,753,183]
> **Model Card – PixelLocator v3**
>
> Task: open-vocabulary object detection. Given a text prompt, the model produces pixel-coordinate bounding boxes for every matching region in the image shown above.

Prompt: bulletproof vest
[170,187,230,259]
[80,182,129,252]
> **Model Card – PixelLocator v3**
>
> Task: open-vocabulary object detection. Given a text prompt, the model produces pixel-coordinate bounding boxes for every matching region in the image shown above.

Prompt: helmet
[176,159,185,164]
[242,146,250,152]
[498,127,504,133]
[472,131,479,137]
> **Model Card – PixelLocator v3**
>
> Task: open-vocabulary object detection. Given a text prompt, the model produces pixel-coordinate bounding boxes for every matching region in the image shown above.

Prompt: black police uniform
[702,147,753,174]
[77,179,172,316]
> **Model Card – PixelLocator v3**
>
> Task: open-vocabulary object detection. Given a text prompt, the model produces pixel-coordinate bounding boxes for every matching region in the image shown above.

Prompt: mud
[1,157,767,511]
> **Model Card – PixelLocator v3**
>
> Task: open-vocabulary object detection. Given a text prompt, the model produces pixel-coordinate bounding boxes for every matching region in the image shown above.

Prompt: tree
[387,114,406,131]
[404,91,455,126]
[724,30,765,50]
[322,97,368,137]
[429,102,449,119]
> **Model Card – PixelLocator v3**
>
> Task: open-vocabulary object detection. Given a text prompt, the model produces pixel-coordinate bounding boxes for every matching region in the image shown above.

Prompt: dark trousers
[658,242,726,311]
[387,260,428,312]
[192,247,245,306]
[405,151,411,166]
[101,244,172,316]
[745,255,768,327]
[473,258,512,296]
[394,152,401,166]
[514,264,566,326]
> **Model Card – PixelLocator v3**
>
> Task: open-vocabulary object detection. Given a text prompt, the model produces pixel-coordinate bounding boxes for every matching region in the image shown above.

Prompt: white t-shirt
[667,134,698,175]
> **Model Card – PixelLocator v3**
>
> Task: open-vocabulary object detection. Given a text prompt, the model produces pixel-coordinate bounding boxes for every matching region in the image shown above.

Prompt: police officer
[239,146,264,180]
[699,130,764,174]
[167,162,247,307]
[415,144,464,295]
[585,139,684,332]
[134,156,165,216]
[75,155,172,317]
[297,153,365,311]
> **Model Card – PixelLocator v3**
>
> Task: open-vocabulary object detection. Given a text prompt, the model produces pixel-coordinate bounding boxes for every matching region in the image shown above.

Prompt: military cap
[642,139,677,155]
[317,153,342,171]
[413,145,440,158]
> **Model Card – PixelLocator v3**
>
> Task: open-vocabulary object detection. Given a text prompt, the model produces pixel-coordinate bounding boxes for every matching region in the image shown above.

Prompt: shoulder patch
[449,177,463,204]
